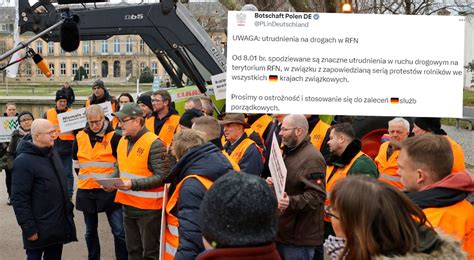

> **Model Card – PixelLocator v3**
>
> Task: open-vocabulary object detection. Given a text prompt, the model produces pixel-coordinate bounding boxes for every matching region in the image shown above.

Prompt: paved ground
[0,172,116,259]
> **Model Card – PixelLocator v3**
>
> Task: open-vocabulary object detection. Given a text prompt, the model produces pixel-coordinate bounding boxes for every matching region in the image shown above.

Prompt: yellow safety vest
[374,142,403,189]
[46,108,75,141]
[164,175,214,259]
[115,132,164,210]
[76,130,116,189]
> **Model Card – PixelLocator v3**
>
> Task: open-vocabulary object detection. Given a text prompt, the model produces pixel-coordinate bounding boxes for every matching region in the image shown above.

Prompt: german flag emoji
[269,75,278,82]
[390,97,399,104]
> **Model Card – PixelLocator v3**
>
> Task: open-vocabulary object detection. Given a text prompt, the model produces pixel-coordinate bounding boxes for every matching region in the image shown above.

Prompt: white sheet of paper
[268,132,287,200]
[95,178,123,189]
[211,72,227,100]
[57,102,113,133]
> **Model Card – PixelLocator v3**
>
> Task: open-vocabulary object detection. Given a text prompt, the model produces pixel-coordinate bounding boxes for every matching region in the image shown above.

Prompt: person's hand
[115,179,132,191]
[101,185,116,192]
[266,177,274,189]
[278,192,289,212]
[27,233,38,241]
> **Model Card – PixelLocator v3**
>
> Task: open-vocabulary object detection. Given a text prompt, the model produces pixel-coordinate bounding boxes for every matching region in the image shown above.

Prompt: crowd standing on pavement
[1,79,473,260]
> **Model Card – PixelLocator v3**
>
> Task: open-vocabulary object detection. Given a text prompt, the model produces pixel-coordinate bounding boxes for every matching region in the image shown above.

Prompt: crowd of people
[0,79,473,260]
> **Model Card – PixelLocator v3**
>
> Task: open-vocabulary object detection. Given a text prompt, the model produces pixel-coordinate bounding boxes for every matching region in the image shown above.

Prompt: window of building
[48,41,54,54]
[151,63,158,74]
[83,41,90,54]
[139,39,145,53]
[36,68,42,76]
[49,63,55,75]
[101,61,108,77]
[60,63,66,75]
[140,62,145,72]
[72,63,78,76]
[126,60,133,76]
[84,63,90,75]
[0,24,7,32]
[0,41,5,54]
[126,37,133,53]
[101,40,108,54]
[114,60,121,77]
[26,63,32,76]
[36,41,43,54]
[114,38,120,53]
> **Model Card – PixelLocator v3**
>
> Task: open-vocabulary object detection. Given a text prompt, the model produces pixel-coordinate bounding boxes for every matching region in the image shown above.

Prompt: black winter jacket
[11,136,77,249]
[167,143,233,260]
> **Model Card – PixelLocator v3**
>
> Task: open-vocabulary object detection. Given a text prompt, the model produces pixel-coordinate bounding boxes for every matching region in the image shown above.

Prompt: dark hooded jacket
[11,136,77,249]
[167,143,233,260]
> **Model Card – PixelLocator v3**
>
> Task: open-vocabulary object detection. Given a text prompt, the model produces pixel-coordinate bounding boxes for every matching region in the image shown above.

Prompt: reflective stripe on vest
[76,130,116,189]
[77,173,115,180]
[374,142,403,189]
[310,120,331,150]
[115,131,164,210]
[324,151,365,222]
[158,115,180,149]
[78,162,116,169]
[164,175,214,260]
[250,115,273,140]
[46,108,75,141]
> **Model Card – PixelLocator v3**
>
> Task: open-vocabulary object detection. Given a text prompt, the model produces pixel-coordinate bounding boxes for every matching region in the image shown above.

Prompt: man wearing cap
[149,90,180,148]
[86,79,119,126]
[44,90,75,199]
[413,117,465,173]
[111,102,170,259]
[220,113,264,176]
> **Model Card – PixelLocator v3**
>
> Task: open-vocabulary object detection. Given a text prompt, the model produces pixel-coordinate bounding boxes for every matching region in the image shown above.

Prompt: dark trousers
[26,244,63,260]
[5,168,12,197]
[60,155,74,199]
[123,213,161,260]
[83,208,128,260]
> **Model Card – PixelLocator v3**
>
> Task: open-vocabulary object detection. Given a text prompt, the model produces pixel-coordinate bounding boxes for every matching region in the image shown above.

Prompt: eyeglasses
[38,130,58,138]
[151,99,164,103]
[280,127,297,132]
[20,118,33,123]
[119,117,135,124]
[88,119,103,125]
[324,206,340,220]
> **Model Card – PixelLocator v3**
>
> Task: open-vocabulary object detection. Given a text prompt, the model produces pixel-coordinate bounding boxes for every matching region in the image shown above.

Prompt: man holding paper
[267,114,326,260]
[112,102,170,260]
[72,105,126,260]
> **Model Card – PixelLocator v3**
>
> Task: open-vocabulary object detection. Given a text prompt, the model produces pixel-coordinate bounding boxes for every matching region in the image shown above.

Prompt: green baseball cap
[113,102,144,119]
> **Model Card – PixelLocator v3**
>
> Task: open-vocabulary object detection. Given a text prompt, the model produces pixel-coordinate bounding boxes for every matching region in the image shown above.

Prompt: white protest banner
[211,72,227,100]
[269,132,287,200]
[227,12,465,118]
[0,117,18,143]
[57,102,113,133]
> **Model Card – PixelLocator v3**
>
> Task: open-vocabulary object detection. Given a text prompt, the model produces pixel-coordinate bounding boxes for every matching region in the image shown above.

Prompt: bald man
[11,119,77,259]
[267,114,326,260]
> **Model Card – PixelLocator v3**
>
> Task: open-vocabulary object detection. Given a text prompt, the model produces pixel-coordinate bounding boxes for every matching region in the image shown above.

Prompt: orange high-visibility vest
[228,138,263,167]
[145,115,180,149]
[222,150,241,171]
[423,200,474,258]
[46,108,75,141]
[85,99,119,129]
[76,130,116,189]
[309,120,331,150]
[446,136,466,173]
[250,115,273,140]
[325,151,365,222]
[164,175,214,259]
[375,142,403,189]
[115,131,164,210]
